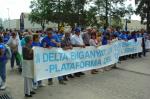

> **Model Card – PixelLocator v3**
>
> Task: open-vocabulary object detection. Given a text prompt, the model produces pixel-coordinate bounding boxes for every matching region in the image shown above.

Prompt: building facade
[3,12,58,31]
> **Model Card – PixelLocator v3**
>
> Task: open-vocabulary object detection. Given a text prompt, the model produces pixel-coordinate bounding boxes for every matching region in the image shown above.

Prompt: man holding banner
[41,30,66,85]
[71,28,86,77]
[61,30,74,80]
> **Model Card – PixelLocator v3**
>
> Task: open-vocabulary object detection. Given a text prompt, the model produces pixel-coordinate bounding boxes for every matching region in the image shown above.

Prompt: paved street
[4,53,150,99]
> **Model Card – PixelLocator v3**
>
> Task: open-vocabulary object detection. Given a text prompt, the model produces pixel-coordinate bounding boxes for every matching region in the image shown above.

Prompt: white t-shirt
[7,37,19,52]
[7,37,19,46]
[71,34,84,45]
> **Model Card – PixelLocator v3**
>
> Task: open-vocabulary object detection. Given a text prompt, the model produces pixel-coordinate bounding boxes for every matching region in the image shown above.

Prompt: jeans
[11,51,21,68]
[0,61,6,82]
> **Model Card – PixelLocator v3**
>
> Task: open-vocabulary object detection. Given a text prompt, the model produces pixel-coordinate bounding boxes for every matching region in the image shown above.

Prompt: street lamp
[124,15,131,31]
[7,8,10,30]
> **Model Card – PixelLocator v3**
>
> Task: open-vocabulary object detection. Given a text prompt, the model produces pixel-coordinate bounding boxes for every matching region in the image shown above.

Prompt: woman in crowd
[89,33,99,74]
[7,32,21,72]
[32,33,45,88]
[22,35,36,97]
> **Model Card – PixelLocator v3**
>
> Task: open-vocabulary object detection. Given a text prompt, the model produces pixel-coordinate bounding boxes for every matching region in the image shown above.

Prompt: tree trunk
[147,1,150,34]
[105,0,109,27]
[41,23,45,31]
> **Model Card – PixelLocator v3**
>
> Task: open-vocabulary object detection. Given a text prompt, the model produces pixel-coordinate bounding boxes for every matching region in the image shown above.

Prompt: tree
[29,0,55,30]
[136,0,150,33]
[94,0,133,28]
[29,0,133,30]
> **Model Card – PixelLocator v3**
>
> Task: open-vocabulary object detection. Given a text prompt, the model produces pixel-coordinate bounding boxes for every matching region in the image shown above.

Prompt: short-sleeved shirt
[32,42,41,47]
[71,34,84,46]
[57,34,64,42]
[101,36,108,45]
[119,33,128,40]
[4,35,10,44]
[41,36,58,47]
[21,38,26,47]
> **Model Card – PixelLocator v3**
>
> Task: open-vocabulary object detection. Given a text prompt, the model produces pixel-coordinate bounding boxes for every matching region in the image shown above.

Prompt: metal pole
[7,8,10,30]
[58,0,61,30]
[125,18,128,31]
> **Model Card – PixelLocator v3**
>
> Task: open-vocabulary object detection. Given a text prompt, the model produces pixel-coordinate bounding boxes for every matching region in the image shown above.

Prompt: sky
[0,0,141,20]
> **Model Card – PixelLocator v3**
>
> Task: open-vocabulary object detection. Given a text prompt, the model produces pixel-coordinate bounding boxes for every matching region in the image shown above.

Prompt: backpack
[0,44,5,58]
[5,45,12,59]
[0,44,11,60]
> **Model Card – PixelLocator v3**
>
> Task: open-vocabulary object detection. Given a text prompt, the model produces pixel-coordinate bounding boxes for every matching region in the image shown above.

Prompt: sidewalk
[4,53,150,99]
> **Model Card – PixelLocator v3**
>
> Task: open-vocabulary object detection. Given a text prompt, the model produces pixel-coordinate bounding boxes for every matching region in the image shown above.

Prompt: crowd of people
[0,27,149,97]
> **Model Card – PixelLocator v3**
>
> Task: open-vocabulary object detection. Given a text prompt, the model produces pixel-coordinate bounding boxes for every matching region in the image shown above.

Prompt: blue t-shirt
[113,31,120,37]
[102,36,108,45]
[57,34,64,42]
[41,36,59,47]
[119,33,128,40]
[32,42,41,47]
[4,35,10,44]
[128,34,137,41]
[136,33,142,38]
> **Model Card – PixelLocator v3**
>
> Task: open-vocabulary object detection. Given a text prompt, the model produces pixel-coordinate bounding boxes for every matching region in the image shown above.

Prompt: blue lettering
[49,64,57,73]
[43,53,48,62]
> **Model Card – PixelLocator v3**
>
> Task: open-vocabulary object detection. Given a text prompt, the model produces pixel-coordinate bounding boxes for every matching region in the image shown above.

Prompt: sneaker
[79,72,85,75]
[91,71,98,74]
[38,83,46,87]
[59,80,67,85]
[0,82,6,90]
[68,74,74,78]
[33,85,37,90]
[30,91,36,95]
[63,76,68,81]
[25,94,32,97]
[99,69,104,72]
[18,68,22,73]
[74,73,81,77]
[48,80,53,85]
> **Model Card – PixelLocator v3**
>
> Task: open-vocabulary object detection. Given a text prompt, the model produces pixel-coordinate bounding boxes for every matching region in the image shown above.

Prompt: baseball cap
[0,44,5,49]
[74,28,81,33]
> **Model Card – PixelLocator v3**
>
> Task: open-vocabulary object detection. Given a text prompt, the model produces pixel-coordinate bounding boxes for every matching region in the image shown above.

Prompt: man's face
[29,39,33,45]
[65,33,70,37]
[87,29,91,33]
[47,33,52,38]
[107,28,112,33]
[76,32,80,36]
[141,30,144,34]
[12,33,16,38]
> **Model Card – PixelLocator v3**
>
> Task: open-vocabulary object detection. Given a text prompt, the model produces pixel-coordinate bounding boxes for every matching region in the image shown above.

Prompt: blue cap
[0,44,5,49]
[74,28,81,33]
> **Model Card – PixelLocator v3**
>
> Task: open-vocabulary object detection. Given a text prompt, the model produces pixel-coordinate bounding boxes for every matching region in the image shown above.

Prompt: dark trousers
[11,51,21,68]
[142,46,146,56]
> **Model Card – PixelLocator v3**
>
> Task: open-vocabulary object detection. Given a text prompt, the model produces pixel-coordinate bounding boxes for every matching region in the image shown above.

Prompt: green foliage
[29,0,134,29]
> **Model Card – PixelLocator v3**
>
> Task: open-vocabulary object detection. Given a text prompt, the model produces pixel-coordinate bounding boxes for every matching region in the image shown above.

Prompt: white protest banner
[120,38,142,56]
[33,38,142,81]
